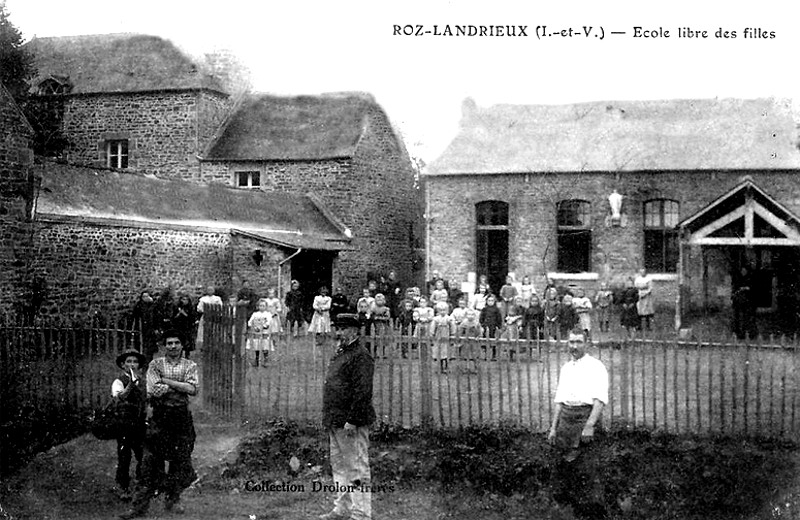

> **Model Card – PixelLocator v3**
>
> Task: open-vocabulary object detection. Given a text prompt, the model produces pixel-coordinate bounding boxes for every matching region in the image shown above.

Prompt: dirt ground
[0,423,505,520]
[2,416,800,520]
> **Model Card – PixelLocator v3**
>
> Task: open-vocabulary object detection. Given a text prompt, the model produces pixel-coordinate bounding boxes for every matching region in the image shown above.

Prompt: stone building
[25,34,235,178]
[11,34,419,315]
[0,81,37,317]
[424,97,800,333]
[30,162,351,315]
[201,93,420,294]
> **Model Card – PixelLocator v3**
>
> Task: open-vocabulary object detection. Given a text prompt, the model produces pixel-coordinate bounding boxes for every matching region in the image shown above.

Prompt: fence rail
[0,316,142,421]
[215,326,800,439]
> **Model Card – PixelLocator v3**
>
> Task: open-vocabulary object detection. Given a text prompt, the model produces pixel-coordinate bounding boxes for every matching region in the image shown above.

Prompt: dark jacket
[480,304,503,337]
[322,338,376,428]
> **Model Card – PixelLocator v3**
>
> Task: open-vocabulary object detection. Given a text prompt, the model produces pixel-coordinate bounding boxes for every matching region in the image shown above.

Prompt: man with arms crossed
[120,330,198,519]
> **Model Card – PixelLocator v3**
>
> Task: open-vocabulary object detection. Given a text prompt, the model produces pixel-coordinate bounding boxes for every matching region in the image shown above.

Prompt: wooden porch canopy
[679,178,800,247]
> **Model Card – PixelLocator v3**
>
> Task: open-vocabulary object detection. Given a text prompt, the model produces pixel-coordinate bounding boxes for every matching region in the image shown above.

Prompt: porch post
[676,233,684,331]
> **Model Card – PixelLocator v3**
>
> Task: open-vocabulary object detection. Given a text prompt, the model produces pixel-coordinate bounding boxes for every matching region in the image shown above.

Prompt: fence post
[419,336,433,428]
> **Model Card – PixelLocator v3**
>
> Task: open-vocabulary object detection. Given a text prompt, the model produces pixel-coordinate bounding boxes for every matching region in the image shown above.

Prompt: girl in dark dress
[172,294,198,358]
[480,294,504,359]
[620,276,641,338]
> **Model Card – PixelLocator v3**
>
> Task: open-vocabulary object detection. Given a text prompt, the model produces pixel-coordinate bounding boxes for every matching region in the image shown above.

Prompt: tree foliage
[0,2,36,102]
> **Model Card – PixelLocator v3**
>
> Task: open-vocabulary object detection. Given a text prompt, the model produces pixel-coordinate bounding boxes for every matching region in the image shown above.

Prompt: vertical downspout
[676,231,684,331]
[278,248,303,301]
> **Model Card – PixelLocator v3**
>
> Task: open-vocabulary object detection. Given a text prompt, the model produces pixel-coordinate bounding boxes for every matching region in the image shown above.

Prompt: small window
[644,199,679,273]
[557,200,591,273]
[236,171,260,188]
[107,140,128,169]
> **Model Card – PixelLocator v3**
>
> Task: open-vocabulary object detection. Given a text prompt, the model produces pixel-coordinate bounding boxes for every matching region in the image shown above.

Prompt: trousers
[328,426,371,520]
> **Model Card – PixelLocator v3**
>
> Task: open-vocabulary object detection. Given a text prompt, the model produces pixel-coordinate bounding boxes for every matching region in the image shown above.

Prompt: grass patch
[219,419,799,519]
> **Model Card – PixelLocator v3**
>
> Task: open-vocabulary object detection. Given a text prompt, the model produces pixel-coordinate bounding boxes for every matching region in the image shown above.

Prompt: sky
[5,0,798,164]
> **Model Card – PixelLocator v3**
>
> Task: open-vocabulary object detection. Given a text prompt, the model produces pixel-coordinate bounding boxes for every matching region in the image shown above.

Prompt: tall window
[236,171,261,188]
[107,140,128,169]
[557,200,592,272]
[475,201,509,294]
[643,199,679,272]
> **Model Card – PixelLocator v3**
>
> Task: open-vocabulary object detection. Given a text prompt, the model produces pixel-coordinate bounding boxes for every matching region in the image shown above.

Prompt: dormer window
[236,171,260,188]
[36,76,72,95]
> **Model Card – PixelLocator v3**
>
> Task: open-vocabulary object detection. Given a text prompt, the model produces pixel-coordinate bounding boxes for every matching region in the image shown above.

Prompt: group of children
[243,274,624,370]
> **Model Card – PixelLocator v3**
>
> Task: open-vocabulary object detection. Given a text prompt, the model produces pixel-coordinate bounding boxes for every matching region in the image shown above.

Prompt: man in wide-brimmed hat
[111,349,147,500]
[319,313,375,520]
[120,330,198,519]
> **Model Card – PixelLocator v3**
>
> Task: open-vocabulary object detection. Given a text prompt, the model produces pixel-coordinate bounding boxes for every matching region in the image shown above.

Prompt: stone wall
[425,170,800,311]
[60,90,228,179]
[201,105,421,297]
[28,218,234,317]
[0,83,36,317]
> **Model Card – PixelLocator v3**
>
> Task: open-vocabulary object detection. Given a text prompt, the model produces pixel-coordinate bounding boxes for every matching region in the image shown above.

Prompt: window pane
[557,229,591,272]
[476,201,508,226]
[557,200,590,227]
[644,229,664,271]
[664,200,679,228]
[237,172,248,187]
[251,172,261,187]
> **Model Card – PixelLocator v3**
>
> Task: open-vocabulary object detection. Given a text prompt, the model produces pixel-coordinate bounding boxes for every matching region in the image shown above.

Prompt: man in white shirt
[548,332,608,462]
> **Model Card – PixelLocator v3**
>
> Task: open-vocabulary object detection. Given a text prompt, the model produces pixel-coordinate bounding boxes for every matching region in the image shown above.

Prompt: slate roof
[204,93,375,160]
[36,166,352,251]
[25,34,226,95]
[426,97,800,175]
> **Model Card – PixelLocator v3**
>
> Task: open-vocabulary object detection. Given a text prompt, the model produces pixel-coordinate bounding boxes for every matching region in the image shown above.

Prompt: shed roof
[204,93,375,160]
[425,97,800,175]
[36,165,351,251]
[25,33,226,95]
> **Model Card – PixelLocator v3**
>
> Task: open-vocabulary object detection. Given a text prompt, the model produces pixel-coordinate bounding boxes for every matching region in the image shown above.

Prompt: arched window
[475,201,509,293]
[557,200,591,272]
[643,199,679,272]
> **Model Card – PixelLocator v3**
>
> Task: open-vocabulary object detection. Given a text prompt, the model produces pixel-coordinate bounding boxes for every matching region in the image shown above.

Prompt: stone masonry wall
[201,107,420,297]
[28,219,234,317]
[61,91,201,178]
[426,170,800,312]
[0,84,36,317]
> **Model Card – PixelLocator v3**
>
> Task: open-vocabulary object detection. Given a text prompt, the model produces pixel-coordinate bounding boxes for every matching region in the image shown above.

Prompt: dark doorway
[476,228,509,295]
[728,246,800,334]
[290,251,334,321]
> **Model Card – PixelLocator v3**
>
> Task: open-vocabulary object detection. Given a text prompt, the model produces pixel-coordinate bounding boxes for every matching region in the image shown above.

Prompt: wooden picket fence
[0,315,142,421]
[202,318,800,439]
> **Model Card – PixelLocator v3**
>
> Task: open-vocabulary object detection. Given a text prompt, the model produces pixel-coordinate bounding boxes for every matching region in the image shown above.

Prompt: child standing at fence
[502,296,523,341]
[594,282,614,333]
[480,294,503,360]
[247,299,274,366]
[308,286,332,337]
[470,283,489,312]
[413,296,434,339]
[559,294,578,340]
[431,302,456,373]
[285,280,305,337]
[523,293,544,340]
[263,287,283,335]
[543,287,561,340]
[519,275,536,308]
[572,287,593,342]
[450,297,469,327]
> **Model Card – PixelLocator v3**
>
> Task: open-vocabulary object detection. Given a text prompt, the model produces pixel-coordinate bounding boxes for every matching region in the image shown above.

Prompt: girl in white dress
[247,299,274,366]
[308,286,332,335]
[263,287,283,334]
